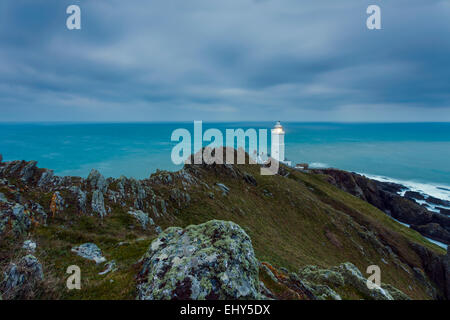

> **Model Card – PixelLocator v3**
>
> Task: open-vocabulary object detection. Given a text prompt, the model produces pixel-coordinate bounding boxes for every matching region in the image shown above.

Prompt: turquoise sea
[1,122,450,200]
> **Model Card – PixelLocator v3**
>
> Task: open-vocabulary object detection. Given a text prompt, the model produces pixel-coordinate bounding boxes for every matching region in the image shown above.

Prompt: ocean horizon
[1,122,450,200]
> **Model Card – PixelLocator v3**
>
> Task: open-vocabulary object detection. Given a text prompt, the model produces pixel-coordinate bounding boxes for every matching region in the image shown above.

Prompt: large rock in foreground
[136,220,261,300]
[0,255,44,299]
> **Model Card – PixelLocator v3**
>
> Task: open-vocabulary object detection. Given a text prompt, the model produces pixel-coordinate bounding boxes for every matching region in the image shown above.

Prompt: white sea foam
[359,173,450,202]
[425,237,448,250]
[388,215,448,250]
[359,173,449,249]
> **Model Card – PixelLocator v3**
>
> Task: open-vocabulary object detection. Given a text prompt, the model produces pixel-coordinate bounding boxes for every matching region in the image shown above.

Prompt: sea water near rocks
[1,122,449,200]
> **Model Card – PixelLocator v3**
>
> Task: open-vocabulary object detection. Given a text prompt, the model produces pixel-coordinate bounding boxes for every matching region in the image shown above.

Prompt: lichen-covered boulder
[293,263,410,300]
[72,243,106,264]
[0,203,32,235]
[0,255,44,299]
[298,265,345,288]
[137,220,262,300]
[128,209,154,229]
[332,263,394,300]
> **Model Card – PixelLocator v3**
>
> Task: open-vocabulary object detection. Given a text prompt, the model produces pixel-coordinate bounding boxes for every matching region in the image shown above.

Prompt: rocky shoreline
[313,169,450,247]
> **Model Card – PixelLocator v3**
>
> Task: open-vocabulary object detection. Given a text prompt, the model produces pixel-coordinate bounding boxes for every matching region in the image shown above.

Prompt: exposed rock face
[411,223,450,244]
[129,179,147,210]
[87,169,108,193]
[69,186,87,214]
[0,191,48,235]
[170,188,191,209]
[427,196,450,208]
[71,243,106,264]
[404,191,426,201]
[128,209,154,229]
[334,263,394,300]
[293,266,343,300]
[137,220,262,300]
[37,169,54,188]
[259,261,410,300]
[445,248,450,298]
[20,161,38,183]
[0,158,445,300]
[0,255,44,299]
[91,190,107,218]
[0,160,52,189]
[314,169,450,245]
[411,243,449,299]
[0,203,31,235]
[296,263,410,300]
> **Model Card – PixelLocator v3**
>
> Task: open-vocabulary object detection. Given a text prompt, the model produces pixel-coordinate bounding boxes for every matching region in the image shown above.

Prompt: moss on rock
[136,220,262,300]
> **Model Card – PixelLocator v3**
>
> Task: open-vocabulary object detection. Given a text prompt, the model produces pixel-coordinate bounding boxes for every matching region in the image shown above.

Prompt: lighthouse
[271,121,285,162]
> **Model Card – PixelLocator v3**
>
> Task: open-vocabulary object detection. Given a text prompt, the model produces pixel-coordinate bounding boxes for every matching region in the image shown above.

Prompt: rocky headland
[0,151,449,300]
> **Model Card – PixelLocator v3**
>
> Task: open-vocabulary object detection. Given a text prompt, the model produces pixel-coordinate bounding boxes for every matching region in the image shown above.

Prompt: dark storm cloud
[0,0,449,121]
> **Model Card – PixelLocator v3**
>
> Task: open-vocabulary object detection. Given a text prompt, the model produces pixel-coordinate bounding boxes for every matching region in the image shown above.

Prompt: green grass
[1,162,445,300]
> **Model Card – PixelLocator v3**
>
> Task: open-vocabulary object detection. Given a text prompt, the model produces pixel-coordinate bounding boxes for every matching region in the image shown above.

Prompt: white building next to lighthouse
[271,121,286,163]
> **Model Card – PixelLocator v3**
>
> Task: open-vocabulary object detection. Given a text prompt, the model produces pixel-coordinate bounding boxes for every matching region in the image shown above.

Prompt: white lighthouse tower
[271,121,285,163]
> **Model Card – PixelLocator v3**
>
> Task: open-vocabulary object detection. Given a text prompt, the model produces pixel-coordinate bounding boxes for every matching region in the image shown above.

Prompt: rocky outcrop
[71,243,106,264]
[314,169,450,245]
[411,223,450,244]
[20,161,38,183]
[0,203,32,235]
[37,169,54,188]
[293,263,409,300]
[91,190,107,218]
[261,261,410,300]
[0,188,48,236]
[87,169,108,194]
[128,209,154,230]
[69,186,87,214]
[333,263,395,300]
[410,242,449,299]
[137,220,262,300]
[170,188,191,209]
[444,248,450,299]
[0,255,44,299]
[0,157,445,300]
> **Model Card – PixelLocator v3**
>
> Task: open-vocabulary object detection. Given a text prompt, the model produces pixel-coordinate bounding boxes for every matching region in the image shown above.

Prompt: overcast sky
[0,0,449,122]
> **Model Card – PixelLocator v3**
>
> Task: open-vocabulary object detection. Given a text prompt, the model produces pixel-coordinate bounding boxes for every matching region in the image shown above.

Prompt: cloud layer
[0,0,449,121]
